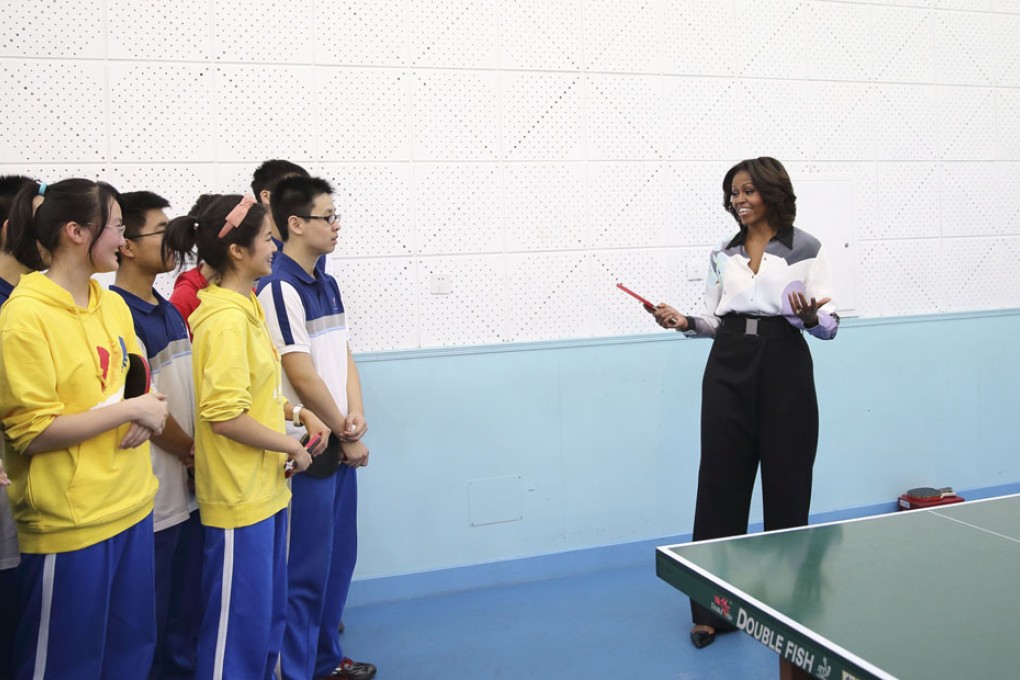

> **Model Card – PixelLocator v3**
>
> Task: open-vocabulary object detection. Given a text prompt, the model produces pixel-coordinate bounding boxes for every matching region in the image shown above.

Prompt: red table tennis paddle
[616,283,655,311]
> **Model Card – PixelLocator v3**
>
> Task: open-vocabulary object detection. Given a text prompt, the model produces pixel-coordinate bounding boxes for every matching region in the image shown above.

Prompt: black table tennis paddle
[304,432,341,479]
[125,353,151,398]
[905,486,955,500]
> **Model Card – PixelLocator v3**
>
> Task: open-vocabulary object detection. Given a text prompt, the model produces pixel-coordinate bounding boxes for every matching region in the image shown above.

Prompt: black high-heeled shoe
[690,627,716,649]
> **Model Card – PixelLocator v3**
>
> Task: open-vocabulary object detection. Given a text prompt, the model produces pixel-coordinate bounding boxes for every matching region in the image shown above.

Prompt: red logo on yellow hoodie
[96,346,110,388]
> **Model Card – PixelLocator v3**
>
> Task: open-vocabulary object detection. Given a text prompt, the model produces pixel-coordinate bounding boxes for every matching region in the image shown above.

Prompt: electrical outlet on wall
[430,272,452,295]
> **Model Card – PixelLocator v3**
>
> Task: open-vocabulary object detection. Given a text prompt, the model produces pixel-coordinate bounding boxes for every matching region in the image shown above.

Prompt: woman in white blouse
[651,157,839,649]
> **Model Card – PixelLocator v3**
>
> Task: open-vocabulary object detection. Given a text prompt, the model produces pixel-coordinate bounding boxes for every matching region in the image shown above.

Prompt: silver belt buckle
[745,318,758,335]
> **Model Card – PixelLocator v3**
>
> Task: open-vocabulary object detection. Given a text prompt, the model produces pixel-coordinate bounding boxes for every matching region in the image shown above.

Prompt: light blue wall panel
[352,311,1020,579]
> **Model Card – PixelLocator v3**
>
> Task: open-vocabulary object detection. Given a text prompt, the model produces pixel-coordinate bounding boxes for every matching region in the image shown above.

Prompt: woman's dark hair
[164,194,267,277]
[722,157,797,232]
[6,178,122,271]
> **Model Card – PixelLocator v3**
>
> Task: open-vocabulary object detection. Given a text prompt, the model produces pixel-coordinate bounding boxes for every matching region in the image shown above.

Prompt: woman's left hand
[788,291,831,329]
[120,422,155,449]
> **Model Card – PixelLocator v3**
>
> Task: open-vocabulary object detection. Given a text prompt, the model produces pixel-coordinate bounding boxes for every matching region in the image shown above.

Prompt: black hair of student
[722,156,797,233]
[270,176,335,241]
[162,194,221,270]
[250,160,310,204]
[0,175,38,231]
[6,178,122,271]
[163,194,267,278]
[121,191,170,239]
[188,194,221,219]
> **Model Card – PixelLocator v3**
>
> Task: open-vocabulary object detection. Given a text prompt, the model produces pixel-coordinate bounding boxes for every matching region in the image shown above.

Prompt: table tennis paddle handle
[616,283,655,311]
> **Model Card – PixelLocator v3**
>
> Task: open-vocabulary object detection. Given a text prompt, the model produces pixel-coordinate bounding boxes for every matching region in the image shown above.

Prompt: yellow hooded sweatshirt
[190,283,290,529]
[0,272,158,554]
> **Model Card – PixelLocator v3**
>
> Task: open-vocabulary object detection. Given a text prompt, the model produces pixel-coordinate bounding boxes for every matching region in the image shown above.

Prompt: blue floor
[340,561,778,679]
[339,487,1020,679]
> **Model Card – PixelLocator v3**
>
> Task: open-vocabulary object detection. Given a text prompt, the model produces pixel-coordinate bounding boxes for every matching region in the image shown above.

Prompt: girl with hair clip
[162,194,329,680]
[0,178,169,680]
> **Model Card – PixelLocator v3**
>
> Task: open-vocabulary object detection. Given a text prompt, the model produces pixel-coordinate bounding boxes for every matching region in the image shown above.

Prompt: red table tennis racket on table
[898,486,964,510]
[616,283,655,312]
[905,486,955,501]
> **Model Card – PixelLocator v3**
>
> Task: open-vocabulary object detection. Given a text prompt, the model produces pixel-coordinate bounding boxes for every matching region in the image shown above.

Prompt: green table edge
[655,546,894,680]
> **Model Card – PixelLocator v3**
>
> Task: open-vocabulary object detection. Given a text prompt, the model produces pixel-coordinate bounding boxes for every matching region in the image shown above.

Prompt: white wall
[4,1,1020,583]
[3,1,1020,353]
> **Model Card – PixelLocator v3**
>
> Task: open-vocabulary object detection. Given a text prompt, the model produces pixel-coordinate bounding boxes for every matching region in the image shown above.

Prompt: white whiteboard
[793,174,859,316]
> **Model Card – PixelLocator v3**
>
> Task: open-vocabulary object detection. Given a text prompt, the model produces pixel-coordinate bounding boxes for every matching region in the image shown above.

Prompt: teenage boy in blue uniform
[257,176,375,680]
[111,191,203,679]
[252,159,330,277]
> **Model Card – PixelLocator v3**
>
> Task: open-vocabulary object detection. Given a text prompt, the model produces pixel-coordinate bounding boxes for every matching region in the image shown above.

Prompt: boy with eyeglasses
[256,176,374,680]
[110,191,203,680]
[252,159,331,277]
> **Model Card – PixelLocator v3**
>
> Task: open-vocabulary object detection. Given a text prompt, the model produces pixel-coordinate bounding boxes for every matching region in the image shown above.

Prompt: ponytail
[163,212,203,272]
[163,194,266,277]
[5,180,48,271]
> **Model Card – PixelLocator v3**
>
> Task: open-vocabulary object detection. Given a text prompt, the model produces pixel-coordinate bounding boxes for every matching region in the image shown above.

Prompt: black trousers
[690,315,819,628]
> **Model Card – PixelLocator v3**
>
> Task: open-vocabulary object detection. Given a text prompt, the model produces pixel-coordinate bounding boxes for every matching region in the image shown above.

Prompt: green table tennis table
[656,494,1020,680]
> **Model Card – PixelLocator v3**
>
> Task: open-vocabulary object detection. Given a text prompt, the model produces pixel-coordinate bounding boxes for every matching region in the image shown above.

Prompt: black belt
[719,314,801,337]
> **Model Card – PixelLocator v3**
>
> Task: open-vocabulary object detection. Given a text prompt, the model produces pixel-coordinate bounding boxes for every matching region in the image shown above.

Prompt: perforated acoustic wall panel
[3,0,1020,352]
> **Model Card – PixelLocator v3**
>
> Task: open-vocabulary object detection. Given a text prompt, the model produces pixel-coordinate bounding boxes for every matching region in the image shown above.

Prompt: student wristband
[292,404,304,428]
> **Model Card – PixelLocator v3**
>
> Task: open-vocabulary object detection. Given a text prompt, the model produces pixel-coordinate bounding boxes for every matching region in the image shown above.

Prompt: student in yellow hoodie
[0,173,40,680]
[163,194,329,680]
[0,178,170,680]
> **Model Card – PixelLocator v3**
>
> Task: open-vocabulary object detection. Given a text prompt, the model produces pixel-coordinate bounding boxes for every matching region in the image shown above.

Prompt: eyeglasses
[125,229,166,240]
[104,223,126,236]
[295,214,341,225]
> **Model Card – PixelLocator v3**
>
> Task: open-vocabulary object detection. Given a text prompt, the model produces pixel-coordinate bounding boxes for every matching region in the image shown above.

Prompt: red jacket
[169,266,208,334]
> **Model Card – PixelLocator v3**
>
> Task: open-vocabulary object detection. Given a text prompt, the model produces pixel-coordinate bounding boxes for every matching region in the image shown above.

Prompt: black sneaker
[317,657,377,680]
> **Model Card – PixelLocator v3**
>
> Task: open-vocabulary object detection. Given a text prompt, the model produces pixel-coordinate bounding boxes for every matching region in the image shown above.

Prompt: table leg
[779,658,813,680]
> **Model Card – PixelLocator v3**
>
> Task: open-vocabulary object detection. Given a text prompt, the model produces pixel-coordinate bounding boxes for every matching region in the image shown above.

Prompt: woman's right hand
[130,392,169,432]
[652,303,687,331]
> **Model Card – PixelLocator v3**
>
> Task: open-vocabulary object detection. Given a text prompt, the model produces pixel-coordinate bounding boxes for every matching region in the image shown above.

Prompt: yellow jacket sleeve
[0,328,62,454]
[197,317,253,422]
